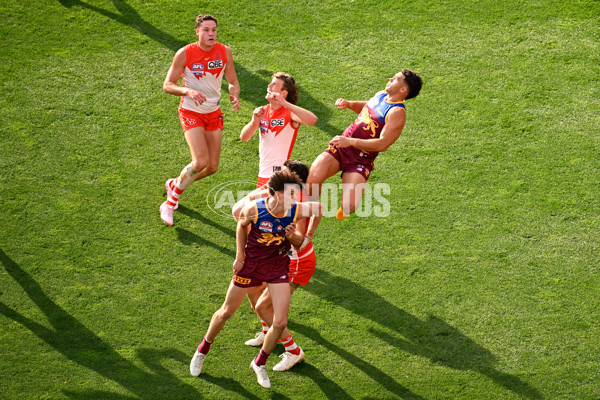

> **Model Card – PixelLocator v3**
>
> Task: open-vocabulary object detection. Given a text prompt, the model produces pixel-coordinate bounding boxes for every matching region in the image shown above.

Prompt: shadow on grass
[58,0,340,138]
[176,226,235,258]
[176,204,236,238]
[289,322,426,400]
[304,269,543,399]
[0,249,201,399]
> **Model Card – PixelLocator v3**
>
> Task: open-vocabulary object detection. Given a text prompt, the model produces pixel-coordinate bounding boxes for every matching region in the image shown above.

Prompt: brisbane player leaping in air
[306,69,422,220]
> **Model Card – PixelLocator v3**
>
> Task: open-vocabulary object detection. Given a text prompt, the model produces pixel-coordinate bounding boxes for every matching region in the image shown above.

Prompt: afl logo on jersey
[271,119,285,127]
[191,63,205,77]
[260,119,269,133]
[259,221,273,232]
[208,60,223,69]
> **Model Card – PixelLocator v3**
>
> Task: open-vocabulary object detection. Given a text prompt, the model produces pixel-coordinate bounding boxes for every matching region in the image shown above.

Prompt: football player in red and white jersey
[160,14,240,226]
[240,72,318,189]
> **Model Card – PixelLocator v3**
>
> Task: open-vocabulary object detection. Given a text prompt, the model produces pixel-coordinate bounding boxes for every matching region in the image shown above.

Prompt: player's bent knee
[204,163,219,176]
[271,317,288,331]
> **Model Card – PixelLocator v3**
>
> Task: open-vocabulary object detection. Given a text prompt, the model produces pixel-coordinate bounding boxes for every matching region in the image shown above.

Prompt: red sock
[254,349,270,366]
[281,334,300,355]
[166,185,183,207]
[198,336,212,354]
[260,319,269,334]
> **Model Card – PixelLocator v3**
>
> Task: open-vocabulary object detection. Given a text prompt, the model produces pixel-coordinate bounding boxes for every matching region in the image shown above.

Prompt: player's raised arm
[335,98,366,113]
[240,106,266,142]
[331,106,406,153]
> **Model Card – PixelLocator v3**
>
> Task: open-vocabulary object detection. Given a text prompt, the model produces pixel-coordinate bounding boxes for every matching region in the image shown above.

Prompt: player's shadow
[289,321,426,400]
[0,248,200,400]
[304,269,543,399]
[176,204,236,238]
[58,0,339,137]
[176,226,235,258]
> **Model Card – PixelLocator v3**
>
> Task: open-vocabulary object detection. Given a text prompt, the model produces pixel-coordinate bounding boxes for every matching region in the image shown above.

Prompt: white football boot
[159,201,174,226]
[190,350,206,376]
[273,348,305,371]
[244,331,266,347]
[250,360,270,388]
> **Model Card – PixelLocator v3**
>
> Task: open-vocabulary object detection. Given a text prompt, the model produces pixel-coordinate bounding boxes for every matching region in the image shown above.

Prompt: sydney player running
[306,69,422,220]
[160,14,240,226]
[190,170,322,389]
[240,72,318,188]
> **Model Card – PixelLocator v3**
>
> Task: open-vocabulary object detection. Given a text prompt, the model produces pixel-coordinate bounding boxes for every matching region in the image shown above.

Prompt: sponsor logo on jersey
[208,60,223,69]
[277,225,283,231]
[271,118,285,127]
[259,221,273,232]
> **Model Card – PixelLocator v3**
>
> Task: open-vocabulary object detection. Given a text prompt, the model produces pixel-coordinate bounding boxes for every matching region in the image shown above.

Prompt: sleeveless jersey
[180,42,228,114]
[258,105,299,178]
[342,91,405,163]
[243,198,298,280]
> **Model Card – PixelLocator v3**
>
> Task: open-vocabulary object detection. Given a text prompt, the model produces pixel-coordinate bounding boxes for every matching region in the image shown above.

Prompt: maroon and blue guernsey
[242,197,299,281]
[342,90,406,163]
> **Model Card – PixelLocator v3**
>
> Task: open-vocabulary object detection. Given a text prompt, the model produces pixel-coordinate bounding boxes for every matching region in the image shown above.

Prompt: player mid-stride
[160,14,240,226]
[189,170,322,388]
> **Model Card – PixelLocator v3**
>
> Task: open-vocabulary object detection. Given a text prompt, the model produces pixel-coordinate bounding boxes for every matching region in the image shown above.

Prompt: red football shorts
[289,251,317,286]
[178,107,224,132]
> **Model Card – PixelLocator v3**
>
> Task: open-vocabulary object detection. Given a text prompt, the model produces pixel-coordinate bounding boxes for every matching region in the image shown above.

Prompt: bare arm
[266,91,318,126]
[163,48,207,105]
[240,106,266,141]
[285,222,304,248]
[335,98,367,114]
[232,187,268,220]
[330,107,406,153]
[233,202,256,274]
[224,45,240,111]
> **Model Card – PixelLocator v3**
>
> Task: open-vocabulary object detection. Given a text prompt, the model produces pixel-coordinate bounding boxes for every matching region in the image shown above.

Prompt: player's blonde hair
[196,14,217,29]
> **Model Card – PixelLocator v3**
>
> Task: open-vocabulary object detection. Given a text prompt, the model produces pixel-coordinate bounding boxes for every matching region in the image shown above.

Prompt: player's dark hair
[267,170,302,196]
[283,160,309,184]
[196,14,217,29]
[273,72,299,105]
[402,69,422,100]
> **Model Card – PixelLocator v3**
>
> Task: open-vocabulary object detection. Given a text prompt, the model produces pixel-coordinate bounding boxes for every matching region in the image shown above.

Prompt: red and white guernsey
[180,42,228,114]
[258,105,299,179]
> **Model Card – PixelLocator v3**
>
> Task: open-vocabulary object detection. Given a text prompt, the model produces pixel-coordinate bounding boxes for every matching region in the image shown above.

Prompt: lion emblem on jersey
[358,108,379,137]
[257,233,285,246]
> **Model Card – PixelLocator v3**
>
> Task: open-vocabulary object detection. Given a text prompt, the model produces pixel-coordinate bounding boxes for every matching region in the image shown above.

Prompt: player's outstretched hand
[335,98,349,110]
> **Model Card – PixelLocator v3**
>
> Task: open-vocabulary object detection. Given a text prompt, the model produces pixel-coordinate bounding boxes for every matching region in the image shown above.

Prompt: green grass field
[1,0,599,399]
